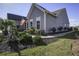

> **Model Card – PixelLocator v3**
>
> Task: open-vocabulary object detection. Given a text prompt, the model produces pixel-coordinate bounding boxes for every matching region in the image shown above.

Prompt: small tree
[0,20,16,36]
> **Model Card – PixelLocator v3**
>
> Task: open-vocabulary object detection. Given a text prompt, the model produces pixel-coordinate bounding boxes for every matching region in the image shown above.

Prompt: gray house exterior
[26,4,69,33]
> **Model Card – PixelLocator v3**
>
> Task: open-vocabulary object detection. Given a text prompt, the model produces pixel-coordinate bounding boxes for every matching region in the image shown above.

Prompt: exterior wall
[46,13,57,33]
[27,6,44,30]
[56,9,69,27]
[27,6,69,33]
[15,20,21,25]
[46,8,69,33]
[14,20,26,30]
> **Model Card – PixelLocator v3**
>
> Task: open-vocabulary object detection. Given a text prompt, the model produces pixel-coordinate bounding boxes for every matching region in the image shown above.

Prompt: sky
[0,3,79,26]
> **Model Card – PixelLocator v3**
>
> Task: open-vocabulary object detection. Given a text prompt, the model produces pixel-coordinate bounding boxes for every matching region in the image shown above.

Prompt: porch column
[44,11,46,32]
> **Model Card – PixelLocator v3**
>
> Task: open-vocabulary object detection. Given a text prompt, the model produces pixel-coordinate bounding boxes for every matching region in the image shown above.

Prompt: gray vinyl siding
[46,13,57,33]
[58,9,69,27]
[27,6,69,33]
[46,8,69,33]
[28,6,44,30]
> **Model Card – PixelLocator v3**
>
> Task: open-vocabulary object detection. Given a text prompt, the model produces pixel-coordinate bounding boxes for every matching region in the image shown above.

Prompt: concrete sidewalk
[32,31,73,39]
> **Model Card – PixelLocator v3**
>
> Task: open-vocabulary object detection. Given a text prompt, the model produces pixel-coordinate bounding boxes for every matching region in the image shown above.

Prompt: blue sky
[0,3,79,26]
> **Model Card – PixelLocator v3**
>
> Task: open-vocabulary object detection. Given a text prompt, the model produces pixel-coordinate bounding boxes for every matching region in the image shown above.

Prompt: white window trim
[30,21,33,27]
[36,16,41,21]
[29,19,33,28]
[30,19,33,22]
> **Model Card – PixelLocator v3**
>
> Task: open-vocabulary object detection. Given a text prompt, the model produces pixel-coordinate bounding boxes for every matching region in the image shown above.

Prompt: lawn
[0,31,78,56]
[0,39,72,56]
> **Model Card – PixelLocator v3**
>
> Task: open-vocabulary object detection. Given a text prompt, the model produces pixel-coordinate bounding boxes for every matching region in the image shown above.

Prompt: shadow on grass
[58,31,79,40]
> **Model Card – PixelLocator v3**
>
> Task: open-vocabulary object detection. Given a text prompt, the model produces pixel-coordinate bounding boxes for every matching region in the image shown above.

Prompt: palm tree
[0,19,21,55]
[0,19,16,35]
[1,19,21,55]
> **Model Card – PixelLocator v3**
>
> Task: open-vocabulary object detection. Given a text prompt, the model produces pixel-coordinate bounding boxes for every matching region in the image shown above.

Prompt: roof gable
[27,3,56,19]
[52,8,66,16]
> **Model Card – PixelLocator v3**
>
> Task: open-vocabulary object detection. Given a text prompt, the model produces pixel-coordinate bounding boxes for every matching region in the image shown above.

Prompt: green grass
[46,39,72,56]
[0,31,78,56]
[0,39,72,56]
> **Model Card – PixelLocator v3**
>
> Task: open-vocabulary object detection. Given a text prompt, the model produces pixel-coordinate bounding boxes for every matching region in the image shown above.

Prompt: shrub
[35,30,47,36]
[8,39,20,52]
[40,30,47,36]
[58,27,63,32]
[19,32,33,45]
[74,27,78,31]
[32,36,46,46]
[64,27,68,31]
[26,27,36,34]
[50,27,56,33]
[0,34,5,42]
[18,31,26,38]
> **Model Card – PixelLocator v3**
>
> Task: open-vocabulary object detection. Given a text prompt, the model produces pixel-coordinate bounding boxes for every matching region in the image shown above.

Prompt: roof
[7,13,27,20]
[34,3,57,16]
[27,4,67,19]
[51,8,66,16]
[27,3,57,19]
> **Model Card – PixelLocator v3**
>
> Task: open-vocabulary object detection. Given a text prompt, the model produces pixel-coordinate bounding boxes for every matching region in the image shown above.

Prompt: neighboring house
[26,3,70,33]
[7,13,27,30]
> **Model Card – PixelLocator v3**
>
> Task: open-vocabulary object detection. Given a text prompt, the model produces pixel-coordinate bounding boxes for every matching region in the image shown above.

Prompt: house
[26,3,70,33]
[7,13,27,30]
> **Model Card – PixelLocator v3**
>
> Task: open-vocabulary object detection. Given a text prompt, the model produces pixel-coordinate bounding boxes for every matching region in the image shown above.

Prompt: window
[30,21,33,27]
[37,21,40,29]
[30,19,33,28]
[36,16,41,29]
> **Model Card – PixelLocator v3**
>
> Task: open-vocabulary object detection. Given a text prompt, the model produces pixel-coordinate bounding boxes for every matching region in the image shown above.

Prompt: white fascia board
[35,4,45,12]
